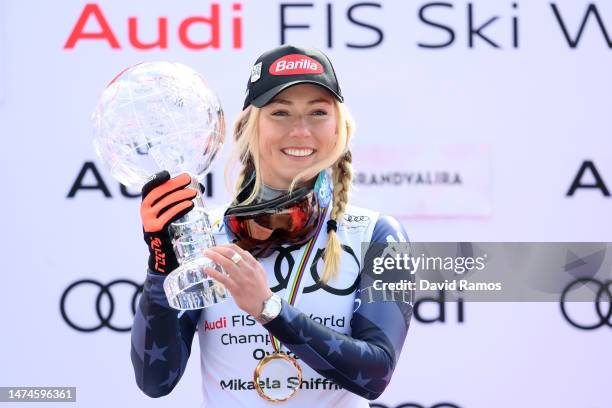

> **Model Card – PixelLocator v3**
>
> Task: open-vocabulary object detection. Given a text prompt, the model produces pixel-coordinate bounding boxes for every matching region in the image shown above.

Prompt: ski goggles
[223,171,332,258]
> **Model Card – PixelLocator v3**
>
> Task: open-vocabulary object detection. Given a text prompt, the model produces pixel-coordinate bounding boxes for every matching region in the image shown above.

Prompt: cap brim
[250,80,343,108]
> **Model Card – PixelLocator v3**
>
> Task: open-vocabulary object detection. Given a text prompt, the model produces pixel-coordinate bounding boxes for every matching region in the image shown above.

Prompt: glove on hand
[140,171,198,274]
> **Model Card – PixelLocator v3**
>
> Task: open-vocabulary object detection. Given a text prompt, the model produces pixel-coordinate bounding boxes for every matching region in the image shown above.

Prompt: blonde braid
[234,156,254,196]
[225,106,263,203]
[321,150,353,284]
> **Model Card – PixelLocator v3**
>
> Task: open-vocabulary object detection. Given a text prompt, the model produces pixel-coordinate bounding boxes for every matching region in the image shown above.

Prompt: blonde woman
[131,45,413,407]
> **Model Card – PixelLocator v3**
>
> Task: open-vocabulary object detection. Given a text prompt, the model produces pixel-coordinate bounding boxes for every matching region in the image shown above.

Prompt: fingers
[205,267,238,294]
[140,173,197,232]
[203,249,241,277]
[141,188,197,232]
[226,243,250,260]
[142,173,192,208]
[141,170,170,198]
[232,244,260,268]
[155,201,194,229]
[214,244,258,268]
[151,187,197,216]
[205,244,269,317]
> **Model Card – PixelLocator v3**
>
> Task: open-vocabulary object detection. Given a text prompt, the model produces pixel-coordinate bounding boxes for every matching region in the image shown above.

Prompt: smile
[281,148,315,157]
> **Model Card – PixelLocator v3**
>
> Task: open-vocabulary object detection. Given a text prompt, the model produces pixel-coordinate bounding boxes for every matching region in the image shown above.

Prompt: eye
[271,110,289,117]
[311,110,328,116]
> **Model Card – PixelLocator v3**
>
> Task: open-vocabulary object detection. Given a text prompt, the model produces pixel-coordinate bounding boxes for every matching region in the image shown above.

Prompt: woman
[131,45,413,407]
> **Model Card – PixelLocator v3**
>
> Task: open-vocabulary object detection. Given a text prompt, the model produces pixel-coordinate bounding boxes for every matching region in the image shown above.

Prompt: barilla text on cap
[269,54,324,76]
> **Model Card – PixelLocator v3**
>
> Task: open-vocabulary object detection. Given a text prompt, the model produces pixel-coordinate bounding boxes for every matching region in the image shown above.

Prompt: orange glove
[140,171,198,274]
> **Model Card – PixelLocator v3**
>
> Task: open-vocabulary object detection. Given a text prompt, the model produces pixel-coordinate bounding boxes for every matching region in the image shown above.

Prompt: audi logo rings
[560,278,612,330]
[343,214,369,223]
[60,279,143,332]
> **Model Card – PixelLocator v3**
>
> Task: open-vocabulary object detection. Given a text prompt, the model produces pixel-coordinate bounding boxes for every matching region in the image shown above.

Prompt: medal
[253,206,329,402]
[253,348,302,402]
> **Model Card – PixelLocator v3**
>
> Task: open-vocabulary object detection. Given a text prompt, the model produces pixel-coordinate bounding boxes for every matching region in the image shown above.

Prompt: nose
[288,115,312,138]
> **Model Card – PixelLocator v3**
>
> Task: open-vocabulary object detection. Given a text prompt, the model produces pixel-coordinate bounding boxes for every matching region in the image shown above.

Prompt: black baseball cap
[242,44,344,110]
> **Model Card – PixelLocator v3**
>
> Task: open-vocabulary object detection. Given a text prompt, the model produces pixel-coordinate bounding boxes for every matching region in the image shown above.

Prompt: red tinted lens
[225,192,319,256]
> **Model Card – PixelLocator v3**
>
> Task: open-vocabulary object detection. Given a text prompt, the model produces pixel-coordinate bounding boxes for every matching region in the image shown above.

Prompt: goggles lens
[224,191,320,257]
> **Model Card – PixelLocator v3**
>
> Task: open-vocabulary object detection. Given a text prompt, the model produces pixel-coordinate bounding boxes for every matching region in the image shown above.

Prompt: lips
[281,148,315,157]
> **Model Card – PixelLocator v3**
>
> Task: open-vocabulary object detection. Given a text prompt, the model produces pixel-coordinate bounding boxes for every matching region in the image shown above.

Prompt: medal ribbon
[269,206,328,353]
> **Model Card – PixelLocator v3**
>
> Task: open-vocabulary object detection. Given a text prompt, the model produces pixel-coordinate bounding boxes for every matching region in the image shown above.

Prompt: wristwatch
[256,293,282,324]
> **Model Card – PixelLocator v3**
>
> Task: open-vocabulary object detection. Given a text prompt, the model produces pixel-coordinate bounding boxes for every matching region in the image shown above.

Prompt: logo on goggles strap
[269,54,323,76]
[315,171,332,207]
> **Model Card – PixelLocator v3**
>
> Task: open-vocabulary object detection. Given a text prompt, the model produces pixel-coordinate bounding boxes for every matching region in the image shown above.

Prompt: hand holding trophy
[91,61,228,310]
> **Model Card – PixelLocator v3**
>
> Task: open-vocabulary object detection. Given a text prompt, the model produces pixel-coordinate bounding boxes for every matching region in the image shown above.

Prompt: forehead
[272,83,334,103]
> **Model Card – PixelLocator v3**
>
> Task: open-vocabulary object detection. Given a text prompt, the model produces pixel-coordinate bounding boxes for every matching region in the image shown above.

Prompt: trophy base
[163,256,230,310]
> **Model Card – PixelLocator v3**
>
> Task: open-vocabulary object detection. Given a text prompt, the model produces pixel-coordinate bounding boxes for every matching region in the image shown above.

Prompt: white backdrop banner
[0,1,610,407]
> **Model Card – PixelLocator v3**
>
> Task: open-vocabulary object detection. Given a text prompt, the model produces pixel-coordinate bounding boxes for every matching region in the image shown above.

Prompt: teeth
[283,148,314,157]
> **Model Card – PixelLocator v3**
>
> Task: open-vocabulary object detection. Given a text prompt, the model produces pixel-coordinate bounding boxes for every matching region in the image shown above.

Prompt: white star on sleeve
[355,340,371,357]
[352,371,371,388]
[324,336,344,356]
[145,342,168,365]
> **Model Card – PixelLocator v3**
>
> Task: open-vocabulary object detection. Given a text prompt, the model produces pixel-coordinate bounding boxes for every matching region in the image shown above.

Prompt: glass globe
[92,61,225,189]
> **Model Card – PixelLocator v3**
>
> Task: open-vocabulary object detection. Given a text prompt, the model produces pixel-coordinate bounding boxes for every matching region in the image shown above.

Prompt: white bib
[196,204,379,408]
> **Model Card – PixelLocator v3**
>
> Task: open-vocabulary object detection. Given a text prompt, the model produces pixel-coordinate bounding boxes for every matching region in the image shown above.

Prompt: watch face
[264,296,281,320]
[270,297,282,315]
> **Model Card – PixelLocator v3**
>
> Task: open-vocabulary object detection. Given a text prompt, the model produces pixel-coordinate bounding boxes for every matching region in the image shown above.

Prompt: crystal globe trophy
[92,61,229,310]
